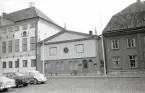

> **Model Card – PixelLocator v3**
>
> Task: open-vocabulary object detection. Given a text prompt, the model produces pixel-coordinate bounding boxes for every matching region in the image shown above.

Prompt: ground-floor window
[112,56,121,68]
[129,55,138,68]
[23,60,27,67]
[3,62,6,68]
[9,61,13,68]
[60,61,64,70]
[31,59,36,67]
[15,61,19,68]
[45,62,50,68]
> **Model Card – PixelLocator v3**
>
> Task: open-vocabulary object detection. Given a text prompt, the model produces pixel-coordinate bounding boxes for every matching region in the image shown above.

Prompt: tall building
[0,3,63,74]
[103,0,145,74]
[37,30,103,75]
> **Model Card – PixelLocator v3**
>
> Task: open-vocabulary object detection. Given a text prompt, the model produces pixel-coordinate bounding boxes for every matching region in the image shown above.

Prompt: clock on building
[64,47,69,53]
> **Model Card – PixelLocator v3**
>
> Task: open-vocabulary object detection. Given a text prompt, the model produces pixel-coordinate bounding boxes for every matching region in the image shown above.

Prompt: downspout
[35,18,39,71]
[102,34,107,76]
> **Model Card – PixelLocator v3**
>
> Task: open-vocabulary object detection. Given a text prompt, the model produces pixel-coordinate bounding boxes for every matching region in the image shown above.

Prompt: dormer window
[22,31,27,37]
[22,24,27,30]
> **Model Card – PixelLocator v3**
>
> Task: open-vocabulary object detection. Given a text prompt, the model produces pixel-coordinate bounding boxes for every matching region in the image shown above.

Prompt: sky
[0,0,141,35]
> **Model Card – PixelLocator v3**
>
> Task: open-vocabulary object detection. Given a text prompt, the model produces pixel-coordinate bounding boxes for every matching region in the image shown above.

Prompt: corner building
[103,1,145,74]
[0,5,63,74]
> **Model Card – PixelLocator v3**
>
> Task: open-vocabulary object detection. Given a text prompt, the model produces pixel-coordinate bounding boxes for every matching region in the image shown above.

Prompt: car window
[15,72,24,76]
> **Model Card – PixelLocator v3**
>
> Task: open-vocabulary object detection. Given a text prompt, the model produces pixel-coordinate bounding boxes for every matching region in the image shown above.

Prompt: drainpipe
[102,35,107,76]
[43,40,45,75]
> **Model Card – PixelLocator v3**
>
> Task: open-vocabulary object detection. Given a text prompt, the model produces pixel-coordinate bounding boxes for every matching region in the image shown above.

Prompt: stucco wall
[104,33,141,72]
[41,39,97,60]
[37,19,63,41]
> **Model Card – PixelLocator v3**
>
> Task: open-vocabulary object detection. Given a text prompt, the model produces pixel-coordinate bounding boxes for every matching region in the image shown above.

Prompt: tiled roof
[2,7,59,27]
[103,1,145,33]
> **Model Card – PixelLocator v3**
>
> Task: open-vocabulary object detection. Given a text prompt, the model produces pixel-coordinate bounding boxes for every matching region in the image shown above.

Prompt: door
[82,60,88,73]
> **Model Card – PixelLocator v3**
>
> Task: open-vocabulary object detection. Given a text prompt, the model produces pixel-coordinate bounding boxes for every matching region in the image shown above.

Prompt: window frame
[49,47,57,56]
[112,56,121,68]
[23,38,27,51]
[15,61,19,68]
[23,60,28,67]
[127,38,136,48]
[129,55,138,68]
[8,40,12,53]
[22,24,27,30]
[75,44,84,53]
[30,37,36,50]
[2,41,6,53]
[30,22,35,28]
[111,40,119,50]
[3,62,6,68]
[31,59,36,67]
[15,39,19,52]
[9,61,13,68]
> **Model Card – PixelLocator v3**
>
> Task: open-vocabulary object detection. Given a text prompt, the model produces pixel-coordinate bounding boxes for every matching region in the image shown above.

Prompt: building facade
[0,4,63,74]
[37,30,103,75]
[103,0,145,74]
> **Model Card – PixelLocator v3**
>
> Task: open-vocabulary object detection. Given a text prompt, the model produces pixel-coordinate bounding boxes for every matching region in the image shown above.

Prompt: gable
[45,32,90,43]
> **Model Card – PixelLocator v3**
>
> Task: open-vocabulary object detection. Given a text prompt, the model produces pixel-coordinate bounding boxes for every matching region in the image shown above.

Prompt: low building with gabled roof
[37,30,103,75]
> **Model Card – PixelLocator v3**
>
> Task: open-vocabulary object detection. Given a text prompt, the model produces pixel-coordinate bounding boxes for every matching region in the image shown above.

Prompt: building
[37,30,103,75]
[103,0,145,74]
[0,3,63,74]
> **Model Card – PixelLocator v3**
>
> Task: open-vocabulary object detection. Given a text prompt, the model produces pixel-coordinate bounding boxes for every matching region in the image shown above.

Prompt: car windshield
[15,73,24,76]
[31,71,40,76]
[0,76,7,80]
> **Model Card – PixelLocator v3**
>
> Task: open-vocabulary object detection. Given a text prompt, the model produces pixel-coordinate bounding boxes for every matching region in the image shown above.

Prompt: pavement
[1,77,145,93]
[45,73,145,78]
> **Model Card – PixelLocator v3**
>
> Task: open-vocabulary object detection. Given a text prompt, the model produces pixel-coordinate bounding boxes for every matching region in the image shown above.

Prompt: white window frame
[9,61,13,68]
[76,44,84,53]
[112,56,121,68]
[22,24,27,30]
[8,40,12,53]
[30,37,35,50]
[49,47,57,56]
[129,55,138,68]
[127,38,136,48]
[23,60,27,67]
[111,40,119,49]
[15,39,19,52]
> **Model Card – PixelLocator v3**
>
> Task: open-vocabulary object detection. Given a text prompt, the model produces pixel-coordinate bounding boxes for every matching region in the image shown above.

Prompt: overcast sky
[0,0,140,35]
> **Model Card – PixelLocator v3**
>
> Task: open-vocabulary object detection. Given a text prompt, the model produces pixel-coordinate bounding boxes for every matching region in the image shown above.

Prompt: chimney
[2,12,7,17]
[89,31,93,35]
[29,1,35,7]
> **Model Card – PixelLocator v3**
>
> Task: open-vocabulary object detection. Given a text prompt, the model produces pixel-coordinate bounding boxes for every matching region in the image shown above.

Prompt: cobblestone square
[1,77,145,93]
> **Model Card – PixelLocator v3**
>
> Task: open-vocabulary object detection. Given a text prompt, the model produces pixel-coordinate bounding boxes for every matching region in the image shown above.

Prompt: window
[50,47,57,56]
[30,22,35,28]
[22,24,27,30]
[112,56,121,68]
[3,62,6,68]
[8,40,12,53]
[56,62,60,68]
[129,55,138,68]
[111,40,119,49]
[127,38,136,48]
[60,62,64,70]
[45,62,50,68]
[8,27,12,32]
[15,61,19,68]
[76,44,84,53]
[30,37,35,50]
[69,61,73,70]
[23,38,27,51]
[2,42,6,53]
[15,39,19,52]
[23,60,27,67]
[9,61,13,68]
[15,26,19,31]
[31,59,36,67]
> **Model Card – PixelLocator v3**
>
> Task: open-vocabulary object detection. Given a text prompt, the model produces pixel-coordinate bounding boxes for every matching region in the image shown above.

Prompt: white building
[38,30,103,75]
[0,3,63,74]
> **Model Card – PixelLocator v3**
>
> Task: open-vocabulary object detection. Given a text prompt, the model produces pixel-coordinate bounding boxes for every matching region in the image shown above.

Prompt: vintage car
[3,72,31,88]
[0,75,15,91]
[23,71,47,84]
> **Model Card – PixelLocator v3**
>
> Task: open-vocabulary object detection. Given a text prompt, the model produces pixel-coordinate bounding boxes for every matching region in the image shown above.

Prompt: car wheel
[23,83,28,86]
[3,88,9,91]
[33,79,38,84]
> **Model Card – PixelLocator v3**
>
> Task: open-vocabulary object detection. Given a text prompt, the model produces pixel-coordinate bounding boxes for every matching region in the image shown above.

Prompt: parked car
[23,71,47,84]
[0,75,15,91]
[3,72,30,88]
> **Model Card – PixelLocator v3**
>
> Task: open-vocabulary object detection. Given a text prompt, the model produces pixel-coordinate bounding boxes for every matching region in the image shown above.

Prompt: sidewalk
[45,73,145,78]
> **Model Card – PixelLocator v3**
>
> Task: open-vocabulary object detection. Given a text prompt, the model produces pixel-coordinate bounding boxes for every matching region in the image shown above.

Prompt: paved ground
[1,77,145,93]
